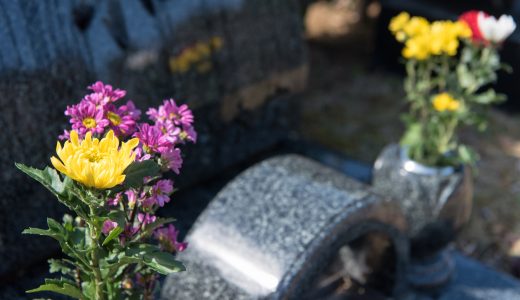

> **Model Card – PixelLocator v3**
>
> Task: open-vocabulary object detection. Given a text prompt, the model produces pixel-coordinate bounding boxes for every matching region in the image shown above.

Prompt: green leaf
[47,218,65,234]
[471,89,504,105]
[400,123,422,147]
[102,226,124,246]
[27,282,84,299]
[81,281,96,300]
[15,164,68,196]
[22,227,63,243]
[48,259,72,275]
[143,251,186,274]
[122,160,160,188]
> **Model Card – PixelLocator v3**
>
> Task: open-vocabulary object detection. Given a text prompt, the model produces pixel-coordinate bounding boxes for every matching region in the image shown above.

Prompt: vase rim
[400,146,458,176]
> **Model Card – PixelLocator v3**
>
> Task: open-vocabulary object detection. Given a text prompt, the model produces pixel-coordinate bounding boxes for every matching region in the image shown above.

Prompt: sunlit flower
[154,224,187,253]
[88,81,126,104]
[147,99,194,128]
[65,100,109,136]
[389,12,410,34]
[179,125,197,143]
[403,34,431,60]
[402,16,429,38]
[105,101,141,137]
[134,123,173,154]
[160,148,183,174]
[51,130,139,189]
[432,93,460,112]
[148,179,173,207]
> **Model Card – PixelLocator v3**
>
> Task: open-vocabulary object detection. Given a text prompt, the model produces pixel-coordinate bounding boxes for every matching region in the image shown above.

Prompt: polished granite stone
[162,154,408,299]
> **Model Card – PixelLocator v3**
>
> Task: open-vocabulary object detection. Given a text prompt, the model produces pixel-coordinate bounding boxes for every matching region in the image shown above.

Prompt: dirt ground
[301,0,520,276]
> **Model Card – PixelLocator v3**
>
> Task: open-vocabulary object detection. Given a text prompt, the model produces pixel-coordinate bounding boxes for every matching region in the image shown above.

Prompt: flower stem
[89,205,106,300]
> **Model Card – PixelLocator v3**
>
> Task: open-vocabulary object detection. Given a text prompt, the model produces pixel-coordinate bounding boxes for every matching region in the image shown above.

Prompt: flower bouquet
[389,10,515,167]
[16,82,196,299]
[372,11,515,287]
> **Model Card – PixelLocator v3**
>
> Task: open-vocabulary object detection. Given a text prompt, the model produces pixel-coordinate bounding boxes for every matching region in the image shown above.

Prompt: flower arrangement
[16,82,196,299]
[389,11,515,167]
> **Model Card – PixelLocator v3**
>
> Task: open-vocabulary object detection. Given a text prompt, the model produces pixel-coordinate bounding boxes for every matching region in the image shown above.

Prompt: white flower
[478,13,516,43]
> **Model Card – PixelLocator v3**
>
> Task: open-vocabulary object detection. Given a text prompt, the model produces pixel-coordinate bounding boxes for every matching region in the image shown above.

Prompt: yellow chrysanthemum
[402,16,429,38]
[402,35,431,60]
[389,12,410,33]
[432,92,460,112]
[454,21,472,39]
[51,130,139,189]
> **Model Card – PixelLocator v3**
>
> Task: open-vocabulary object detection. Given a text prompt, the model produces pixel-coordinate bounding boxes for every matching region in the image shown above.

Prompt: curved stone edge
[162,154,409,299]
[274,197,409,300]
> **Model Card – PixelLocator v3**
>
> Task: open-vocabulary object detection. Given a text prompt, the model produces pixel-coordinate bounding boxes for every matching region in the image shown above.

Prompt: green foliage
[123,160,160,188]
[16,163,184,299]
[27,280,84,299]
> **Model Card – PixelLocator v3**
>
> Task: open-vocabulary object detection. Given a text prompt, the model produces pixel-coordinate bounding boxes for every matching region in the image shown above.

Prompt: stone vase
[372,144,473,288]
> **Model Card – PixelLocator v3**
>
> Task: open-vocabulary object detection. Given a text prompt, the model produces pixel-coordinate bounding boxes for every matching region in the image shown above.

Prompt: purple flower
[159,121,182,145]
[148,179,173,207]
[161,148,183,174]
[119,224,139,246]
[102,220,118,235]
[88,81,126,104]
[107,193,122,206]
[134,123,172,154]
[65,100,109,136]
[137,213,157,226]
[105,101,141,137]
[179,125,197,143]
[125,190,138,208]
[147,99,194,128]
[133,147,152,162]
[58,129,71,140]
[154,224,187,253]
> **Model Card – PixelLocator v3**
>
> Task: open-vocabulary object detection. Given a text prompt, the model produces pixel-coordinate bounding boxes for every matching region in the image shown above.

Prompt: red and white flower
[460,10,516,44]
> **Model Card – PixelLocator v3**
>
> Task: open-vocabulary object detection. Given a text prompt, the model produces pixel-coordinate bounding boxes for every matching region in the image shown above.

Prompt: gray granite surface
[162,154,408,299]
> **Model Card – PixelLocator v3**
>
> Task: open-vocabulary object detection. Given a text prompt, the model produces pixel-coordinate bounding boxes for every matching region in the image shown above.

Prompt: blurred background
[2,0,520,298]
[300,0,520,278]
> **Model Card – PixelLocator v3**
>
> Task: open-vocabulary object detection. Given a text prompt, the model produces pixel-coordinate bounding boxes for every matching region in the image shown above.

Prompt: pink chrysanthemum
[179,125,197,143]
[147,99,194,128]
[88,81,126,104]
[154,224,187,253]
[161,148,183,174]
[134,123,173,154]
[105,101,141,137]
[148,179,173,207]
[65,100,109,136]
[102,220,118,235]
